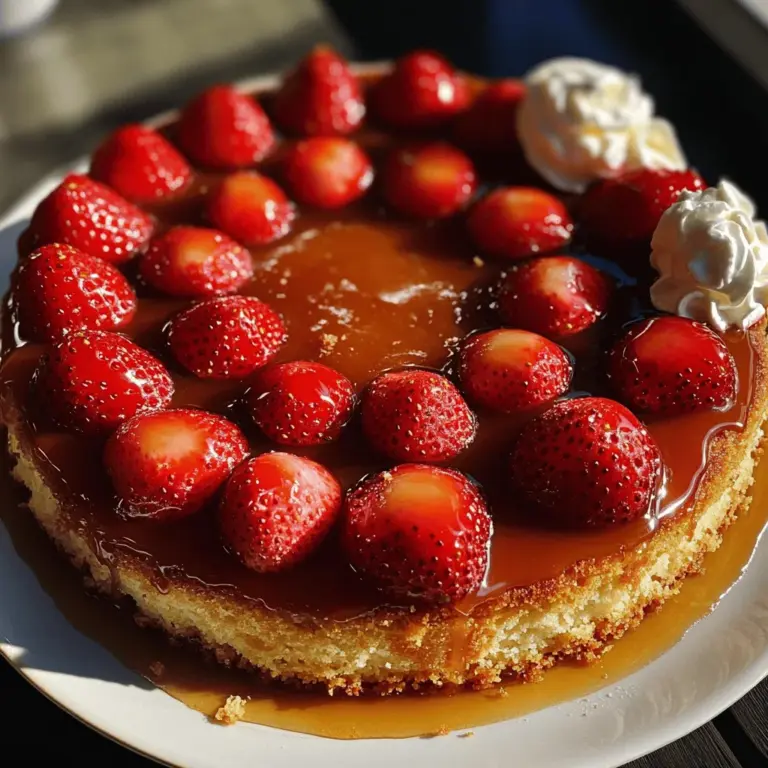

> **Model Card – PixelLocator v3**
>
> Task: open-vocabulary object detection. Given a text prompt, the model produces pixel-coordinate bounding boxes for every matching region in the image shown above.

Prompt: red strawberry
[381,142,477,219]
[283,137,373,208]
[452,79,526,156]
[247,361,355,446]
[176,84,275,169]
[467,187,573,260]
[273,46,365,137]
[580,168,705,246]
[36,331,174,435]
[458,329,572,412]
[342,464,492,603]
[608,316,737,415]
[104,408,249,521]
[371,50,470,129]
[509,397,662,528]
[139,226,253,298]
[498,256,610,337]
[206,171,295,245]
[361,369,476,462]
[90,124,192,203]
[26,174,154,264]
[168,295,286,380]
[12,243,137,343]
[219,452,342,573]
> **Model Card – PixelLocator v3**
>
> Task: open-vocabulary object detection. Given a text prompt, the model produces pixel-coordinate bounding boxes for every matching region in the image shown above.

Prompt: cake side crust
[5,321,767,694]
[6,400,765,693]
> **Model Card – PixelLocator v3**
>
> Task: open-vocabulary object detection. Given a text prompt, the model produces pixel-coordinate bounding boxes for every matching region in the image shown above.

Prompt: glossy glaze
[0,80,758,621]
[2,443,766,738]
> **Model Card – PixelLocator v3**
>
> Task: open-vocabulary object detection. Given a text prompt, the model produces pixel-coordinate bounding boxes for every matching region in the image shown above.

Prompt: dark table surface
[0,1,766,765]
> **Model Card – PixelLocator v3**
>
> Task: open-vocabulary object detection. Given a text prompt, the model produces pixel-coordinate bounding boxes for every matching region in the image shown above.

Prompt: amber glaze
[0,78,759,621]
[2,444,766,738]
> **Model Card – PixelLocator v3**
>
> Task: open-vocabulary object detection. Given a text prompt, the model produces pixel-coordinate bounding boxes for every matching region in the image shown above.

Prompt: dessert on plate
[2,49,767,695]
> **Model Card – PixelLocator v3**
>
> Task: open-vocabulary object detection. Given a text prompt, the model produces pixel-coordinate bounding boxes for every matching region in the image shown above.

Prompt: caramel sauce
[2,445,766,738]
[0,73,759,618]
[0,74,765,736]
[0,194,756,618]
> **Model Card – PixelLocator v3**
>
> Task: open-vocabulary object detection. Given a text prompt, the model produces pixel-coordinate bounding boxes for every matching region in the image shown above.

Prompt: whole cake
[2,49,767,695]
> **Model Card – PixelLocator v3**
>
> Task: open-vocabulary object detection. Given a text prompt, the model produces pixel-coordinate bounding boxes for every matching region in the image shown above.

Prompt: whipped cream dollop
[516,57,687,193]
[650,180,768,332]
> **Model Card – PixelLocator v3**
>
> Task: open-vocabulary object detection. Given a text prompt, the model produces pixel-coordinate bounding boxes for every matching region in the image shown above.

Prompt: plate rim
[1,64,767,768]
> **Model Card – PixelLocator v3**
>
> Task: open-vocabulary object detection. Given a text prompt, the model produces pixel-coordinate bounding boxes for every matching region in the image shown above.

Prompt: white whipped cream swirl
[650,180,768,332]
[516,58,687,193]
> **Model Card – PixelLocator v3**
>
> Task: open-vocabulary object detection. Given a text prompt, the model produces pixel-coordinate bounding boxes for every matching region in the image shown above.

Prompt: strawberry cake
[2,50,768,694]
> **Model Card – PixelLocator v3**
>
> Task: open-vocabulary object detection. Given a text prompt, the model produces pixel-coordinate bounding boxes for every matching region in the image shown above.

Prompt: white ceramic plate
[2,71,768,768]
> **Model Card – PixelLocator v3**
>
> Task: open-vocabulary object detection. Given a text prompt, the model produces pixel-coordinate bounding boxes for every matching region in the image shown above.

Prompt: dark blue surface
[324,0,768,208]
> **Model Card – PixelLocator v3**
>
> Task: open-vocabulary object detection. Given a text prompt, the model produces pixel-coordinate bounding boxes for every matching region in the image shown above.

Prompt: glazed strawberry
[342,464,492,603]
[371,50,470,129]
[219,453,342,573]
[12,243,137,343]
[361,369,476,462]
[381,142,477,219]
[283,137,373,208]
[509,397,662,528]
[168,295,286,379]
[104,409,248,521]
[458,329,572,412]
[247,361,355,446]
[36,331,174,435]
[26,174,153,264]
[90,124,192,203]
[206,171,295,245]
[177,84,275,169]
[139,226,253,298]
[452,79,526,156]
[498,256,610,337]
[273,46,365,137]
[608,316,737,415]
[467,187,573,260]
[580,168,705,246]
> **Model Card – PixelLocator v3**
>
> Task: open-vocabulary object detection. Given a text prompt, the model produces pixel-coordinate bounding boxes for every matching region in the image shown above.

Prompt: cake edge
[5,317,768,694]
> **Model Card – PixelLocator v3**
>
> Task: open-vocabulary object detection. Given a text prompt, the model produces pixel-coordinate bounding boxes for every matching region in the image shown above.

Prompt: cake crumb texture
[214,695,246,725]
[4,325,767,694]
